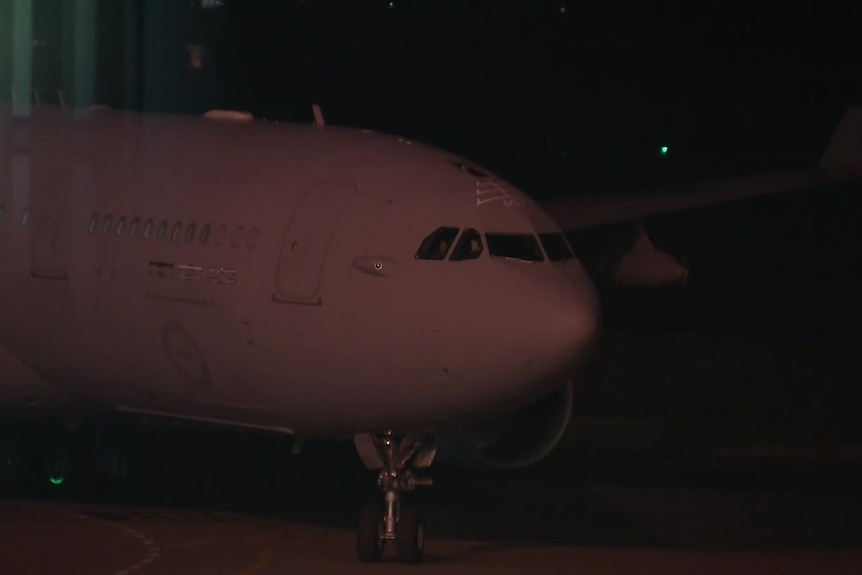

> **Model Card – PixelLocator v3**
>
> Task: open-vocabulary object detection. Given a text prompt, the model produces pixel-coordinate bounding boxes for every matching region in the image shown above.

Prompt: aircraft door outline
[30,158,86,281]
[30,208,68,280]
[273,182,356,305]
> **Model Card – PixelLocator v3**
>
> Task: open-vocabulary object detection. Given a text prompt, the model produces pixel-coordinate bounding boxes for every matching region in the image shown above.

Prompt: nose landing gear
[354,431,436,564]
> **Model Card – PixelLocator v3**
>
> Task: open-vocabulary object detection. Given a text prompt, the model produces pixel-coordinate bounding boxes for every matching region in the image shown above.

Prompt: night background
[11,0,862,191]
[2,0,862,570]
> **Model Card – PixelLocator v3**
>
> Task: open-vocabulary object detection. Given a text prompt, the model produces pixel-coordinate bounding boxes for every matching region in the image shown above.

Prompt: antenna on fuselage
[312,103,325,127]
[203,109,254,122]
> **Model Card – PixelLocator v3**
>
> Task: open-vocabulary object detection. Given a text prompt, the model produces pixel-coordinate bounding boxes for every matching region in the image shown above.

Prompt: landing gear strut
[355,431,435,564]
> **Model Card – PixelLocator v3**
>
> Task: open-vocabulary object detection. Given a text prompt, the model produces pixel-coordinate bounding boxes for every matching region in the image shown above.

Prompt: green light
[660,146,668,155]
[49,475,64,486]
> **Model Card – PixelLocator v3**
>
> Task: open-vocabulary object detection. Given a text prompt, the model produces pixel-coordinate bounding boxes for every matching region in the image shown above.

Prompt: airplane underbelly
[0,343,65,411]
[52,274,265,411]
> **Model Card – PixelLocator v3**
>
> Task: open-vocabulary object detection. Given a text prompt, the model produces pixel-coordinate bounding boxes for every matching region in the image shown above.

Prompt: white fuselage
[0,105,599,437]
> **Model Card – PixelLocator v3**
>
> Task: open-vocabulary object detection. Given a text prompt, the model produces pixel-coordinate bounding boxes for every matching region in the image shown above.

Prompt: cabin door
[274,183,356,304]
[30,158,83,281]
[30,209,67,280]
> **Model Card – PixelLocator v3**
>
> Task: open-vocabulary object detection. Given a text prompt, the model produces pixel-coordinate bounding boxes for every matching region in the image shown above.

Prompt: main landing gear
[354,431,436,564]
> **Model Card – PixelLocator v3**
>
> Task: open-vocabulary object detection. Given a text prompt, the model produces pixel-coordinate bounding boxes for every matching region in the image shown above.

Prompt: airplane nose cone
[479,260,601,415]
[542,265,601,375]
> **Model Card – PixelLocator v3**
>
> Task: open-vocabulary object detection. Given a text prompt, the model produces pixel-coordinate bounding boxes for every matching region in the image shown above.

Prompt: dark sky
[19,0,862,194]
[216,1,862,192]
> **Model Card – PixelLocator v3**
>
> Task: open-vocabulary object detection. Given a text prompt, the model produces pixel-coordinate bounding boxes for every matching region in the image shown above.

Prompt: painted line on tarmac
[113,524,161,575]
[239,544,273,575]
[65,511,161,575]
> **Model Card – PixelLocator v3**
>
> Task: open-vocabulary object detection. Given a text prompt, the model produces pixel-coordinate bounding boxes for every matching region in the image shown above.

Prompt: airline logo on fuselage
[452,162,522,208]
[475,179,521,208]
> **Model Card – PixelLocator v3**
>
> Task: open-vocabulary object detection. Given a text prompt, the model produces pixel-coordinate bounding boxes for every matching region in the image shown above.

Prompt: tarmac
[4,471,862,575]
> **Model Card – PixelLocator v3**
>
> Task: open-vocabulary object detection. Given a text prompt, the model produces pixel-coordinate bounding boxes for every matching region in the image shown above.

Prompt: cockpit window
[485,233,545,262]
[450,228,483,261]
[415,226,460,260]
[538,233,575,262]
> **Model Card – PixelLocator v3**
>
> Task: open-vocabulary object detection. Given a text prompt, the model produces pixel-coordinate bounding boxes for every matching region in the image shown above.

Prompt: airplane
[0,102,859,564]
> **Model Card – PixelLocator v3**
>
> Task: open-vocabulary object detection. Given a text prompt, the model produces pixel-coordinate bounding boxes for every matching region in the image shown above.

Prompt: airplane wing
[540,106,862,287]
[542,106,862,231]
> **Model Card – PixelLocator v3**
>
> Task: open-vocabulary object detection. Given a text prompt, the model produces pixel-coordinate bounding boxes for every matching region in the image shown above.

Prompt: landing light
[660,146,669,156]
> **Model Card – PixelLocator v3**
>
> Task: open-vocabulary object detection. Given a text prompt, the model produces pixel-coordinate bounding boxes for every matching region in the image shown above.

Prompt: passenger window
[185,223,197,243]
[102,215,113,234]
[200,224,211,244]
[116,216,126,235]
[231,226,244,248]
[88,213,98,233]
[157,220,168,240]
[485,233,545,262]
[129,218,140,237]
[0,204,4,220]
[450,228,484,261]
[171,222,182,242]
[247,227,260,249]
[143,219,154,238]
[415,226,459,260]
[538,233,574,262]
[21,208,30,227]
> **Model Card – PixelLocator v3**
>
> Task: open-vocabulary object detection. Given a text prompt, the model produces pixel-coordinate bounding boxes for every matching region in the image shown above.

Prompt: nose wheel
[355,431,432,564]
[356,502,385,562]
[395,505,425,563]
[357,499,425,563]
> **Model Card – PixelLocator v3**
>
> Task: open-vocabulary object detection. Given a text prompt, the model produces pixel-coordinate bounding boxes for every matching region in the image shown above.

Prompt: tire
[356,503,384,563]
[395,505,424,564]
